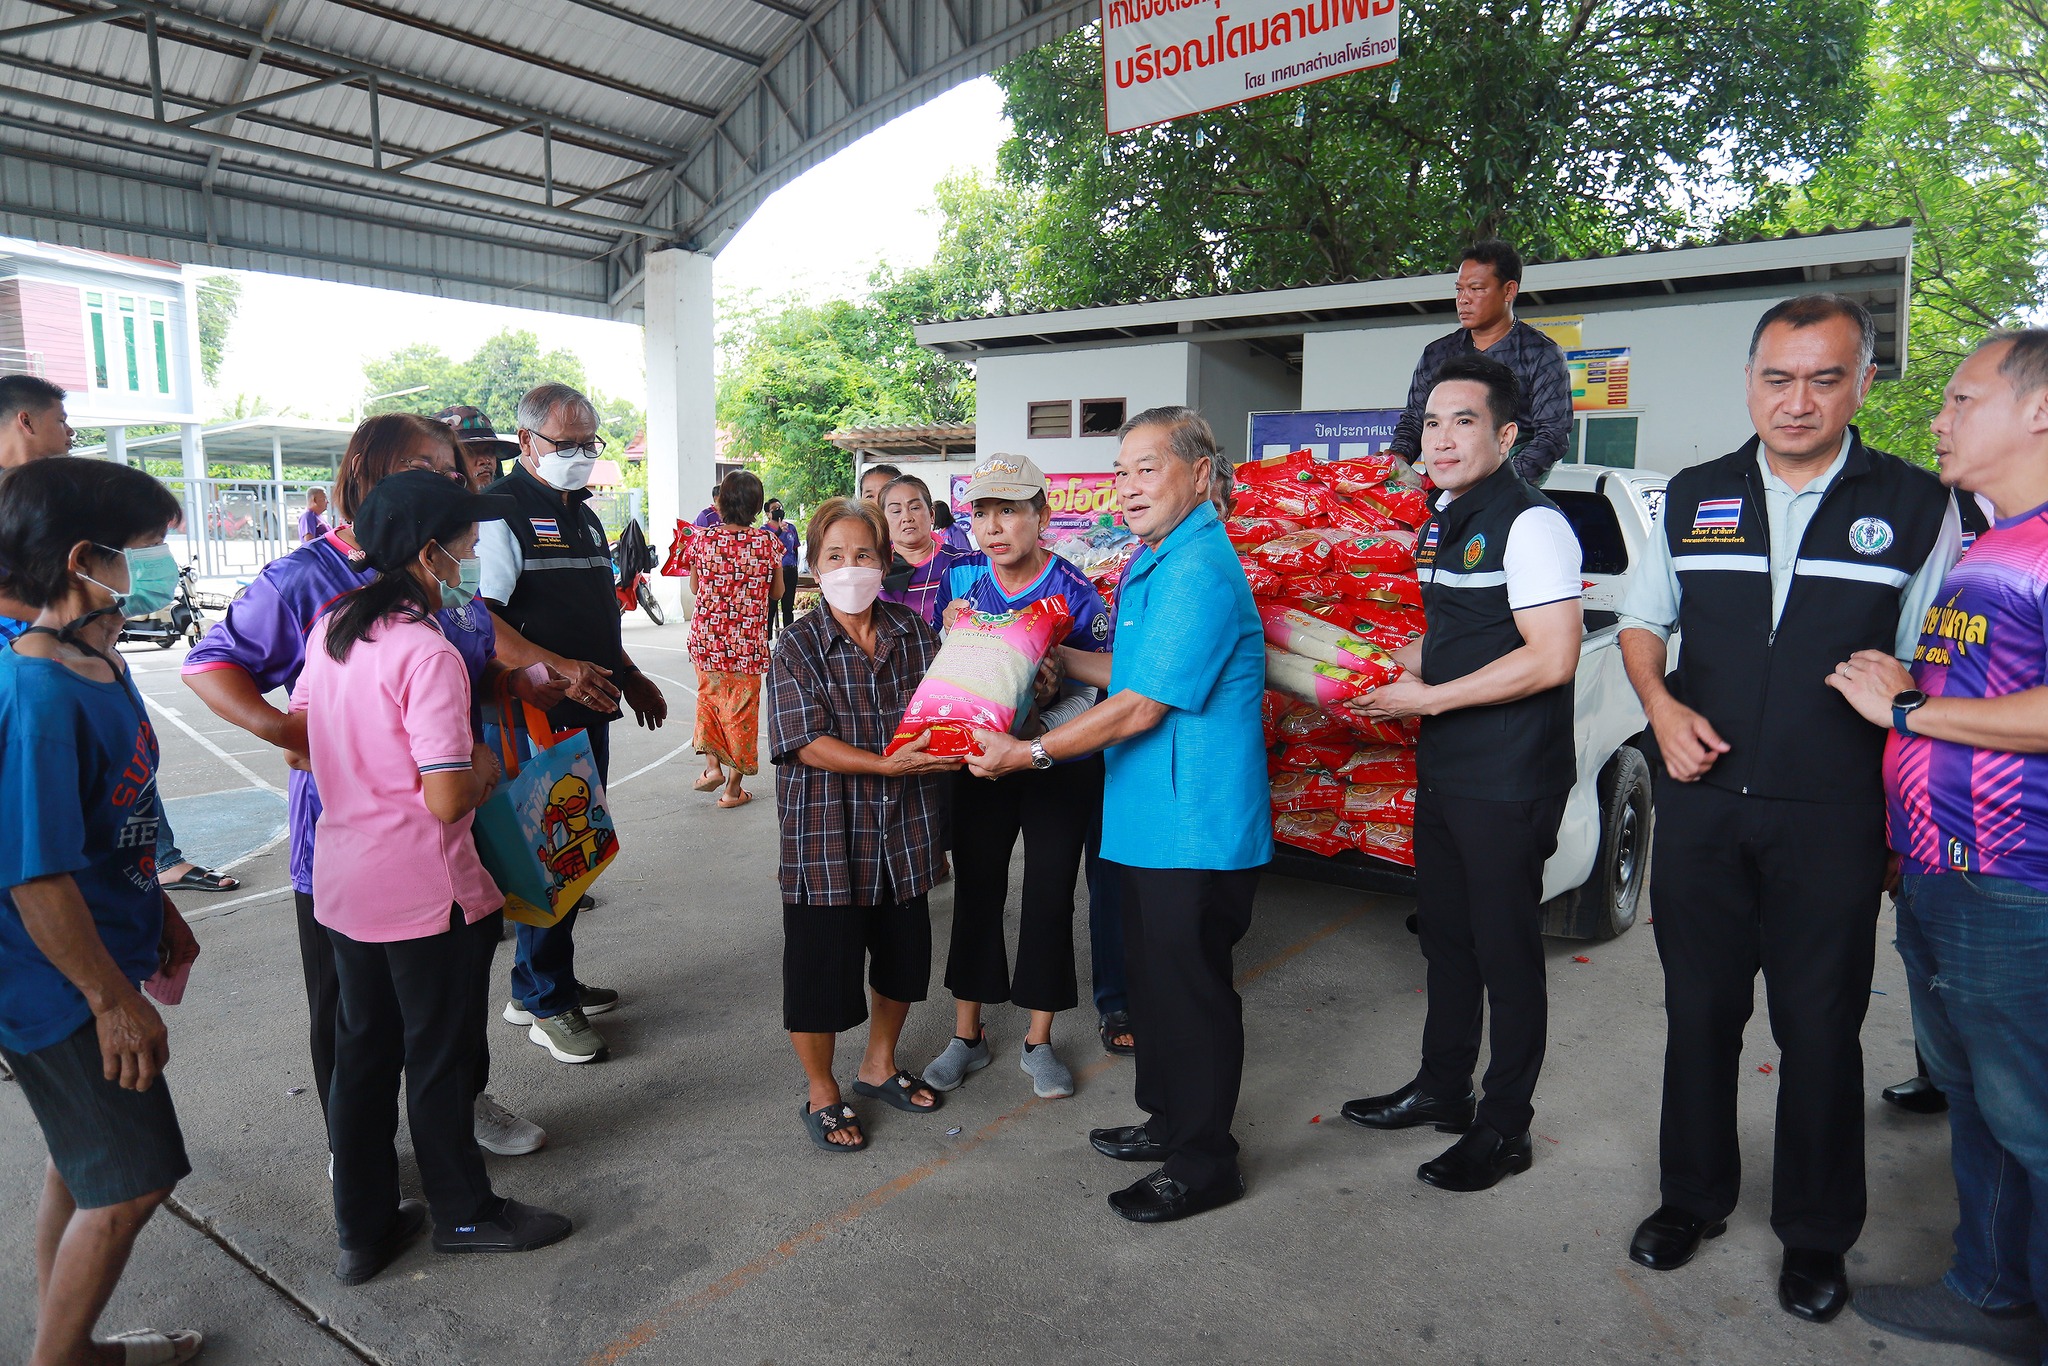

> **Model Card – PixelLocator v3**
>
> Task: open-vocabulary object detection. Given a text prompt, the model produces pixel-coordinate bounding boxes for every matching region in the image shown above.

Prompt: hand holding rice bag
[1265,647,1396,711]
[1258,605,1403,682]
[886,596,1072,757]
[1270,770,1346,812]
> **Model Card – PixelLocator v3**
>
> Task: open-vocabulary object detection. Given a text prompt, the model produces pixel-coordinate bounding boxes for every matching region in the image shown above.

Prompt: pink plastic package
[1264,646,1395,711]
[886,596,1073,757]
[1258,606,1403,683]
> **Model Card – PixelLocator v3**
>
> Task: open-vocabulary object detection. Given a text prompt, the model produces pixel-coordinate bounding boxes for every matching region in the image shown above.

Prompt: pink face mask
[819,566,884,613]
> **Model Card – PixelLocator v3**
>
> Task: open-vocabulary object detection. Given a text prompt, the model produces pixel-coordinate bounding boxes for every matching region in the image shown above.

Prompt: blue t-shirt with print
[0,646,165,1054]
[942,553,1115,653]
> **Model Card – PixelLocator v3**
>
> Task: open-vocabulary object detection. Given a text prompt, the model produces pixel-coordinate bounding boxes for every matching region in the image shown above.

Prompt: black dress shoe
[1341,1081,1475,1132]
[335,1198,427,1285]
[432,1198,573,1254]
[1882,1075,1950,1114]
[1108,1168,1246,1223]
[1628,1205,1728,1271]
[1780,1247,1850,1323]
[1089,1124,1167,1162]
[1417,1124,1532,1192]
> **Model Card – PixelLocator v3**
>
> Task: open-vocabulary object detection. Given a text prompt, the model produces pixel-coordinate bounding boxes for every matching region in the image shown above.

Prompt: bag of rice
[886,596,1073,757]
[1335,744,1417,785]
[1270,770,1347,812]
[1329,530,1417,575]
[1258,605,1403,682]
[1265,647,1390,711]
[1224,515,1302,548]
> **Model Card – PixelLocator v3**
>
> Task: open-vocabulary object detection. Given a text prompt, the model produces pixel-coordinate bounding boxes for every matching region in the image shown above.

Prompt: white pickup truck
[1267,462,1669,941]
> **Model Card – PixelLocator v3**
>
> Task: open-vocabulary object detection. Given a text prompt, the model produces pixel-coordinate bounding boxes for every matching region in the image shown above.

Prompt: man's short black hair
[0,456,182,607]
[1749,293,1877,371]
[0,375,66,426]
[1983,328,2048,399]
[1459,239,1523,287]
[1431,352,1522,432]
[861,463,902,484]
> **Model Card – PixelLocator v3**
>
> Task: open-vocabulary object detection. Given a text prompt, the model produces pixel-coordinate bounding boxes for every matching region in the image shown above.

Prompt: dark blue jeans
[510,721,609,1019]
[1896,871,2048,1313]
[1084,823,1128,1019]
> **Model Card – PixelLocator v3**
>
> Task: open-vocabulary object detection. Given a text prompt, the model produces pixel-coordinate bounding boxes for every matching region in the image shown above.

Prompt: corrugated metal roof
[0,0,1093,318]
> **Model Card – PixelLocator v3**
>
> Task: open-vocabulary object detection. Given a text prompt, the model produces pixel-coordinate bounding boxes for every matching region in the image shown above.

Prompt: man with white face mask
[478,383,667,1065]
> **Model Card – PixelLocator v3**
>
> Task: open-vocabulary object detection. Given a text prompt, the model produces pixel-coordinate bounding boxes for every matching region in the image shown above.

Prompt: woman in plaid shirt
[766,498,964,1152]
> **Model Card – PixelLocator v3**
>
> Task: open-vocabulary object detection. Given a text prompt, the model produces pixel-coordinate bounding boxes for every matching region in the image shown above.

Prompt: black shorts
[782,896,932,1034]
[1,1020,190,1208]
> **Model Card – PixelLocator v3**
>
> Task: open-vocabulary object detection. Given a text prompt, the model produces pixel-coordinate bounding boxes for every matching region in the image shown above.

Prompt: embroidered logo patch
[1462,534,1486,569]
[1849,516,1895,556]
[1948,836,1970,871]
[1692,498,1743,532]
[530,516,564,547]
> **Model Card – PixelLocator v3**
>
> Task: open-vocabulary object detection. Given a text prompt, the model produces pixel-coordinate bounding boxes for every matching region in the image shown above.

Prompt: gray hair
[515,382,598,434]
[1117,405,1223,472]
[1980,328,2048,399]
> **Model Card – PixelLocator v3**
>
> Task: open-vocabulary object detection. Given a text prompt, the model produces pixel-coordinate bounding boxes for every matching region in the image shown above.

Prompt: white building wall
[1193,342,1300,463]
[971,341,1196,474]
[1300,296,1774,475]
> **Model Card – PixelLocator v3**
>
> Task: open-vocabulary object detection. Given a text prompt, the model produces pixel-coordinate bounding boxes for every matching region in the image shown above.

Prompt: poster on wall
[1568,347,1631,411]
[1247,408,1405,463]
[1526,316,1583,349]
[1102,0,1402,136]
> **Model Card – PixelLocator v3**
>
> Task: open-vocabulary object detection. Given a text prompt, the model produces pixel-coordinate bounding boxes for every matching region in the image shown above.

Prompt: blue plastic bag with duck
[473,673,619,927]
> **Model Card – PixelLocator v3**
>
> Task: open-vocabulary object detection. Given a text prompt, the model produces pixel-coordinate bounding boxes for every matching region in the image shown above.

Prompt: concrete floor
[0,618,1981,1366]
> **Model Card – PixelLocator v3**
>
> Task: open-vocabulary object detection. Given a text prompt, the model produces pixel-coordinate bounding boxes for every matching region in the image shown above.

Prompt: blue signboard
[1246,408,1406,462]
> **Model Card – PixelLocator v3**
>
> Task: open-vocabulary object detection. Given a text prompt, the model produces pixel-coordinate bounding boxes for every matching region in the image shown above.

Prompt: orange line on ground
[581,897,1379,1366]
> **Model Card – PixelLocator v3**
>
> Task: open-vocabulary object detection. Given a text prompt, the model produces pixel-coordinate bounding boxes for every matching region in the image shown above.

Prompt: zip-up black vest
[483,462,622,731]
[1663,430,1947,803]
[1413,460,1577,801]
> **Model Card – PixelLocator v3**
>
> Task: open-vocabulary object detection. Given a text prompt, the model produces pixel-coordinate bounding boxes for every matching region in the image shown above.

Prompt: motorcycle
[611,518,664,625]
[119,563,210,650]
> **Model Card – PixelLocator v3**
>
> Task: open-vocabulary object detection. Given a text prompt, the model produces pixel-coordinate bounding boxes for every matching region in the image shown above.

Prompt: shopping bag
[473,676,620,928]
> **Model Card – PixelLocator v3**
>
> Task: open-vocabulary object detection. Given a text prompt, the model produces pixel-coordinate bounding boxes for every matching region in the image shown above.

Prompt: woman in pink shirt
[290,470,572,1285]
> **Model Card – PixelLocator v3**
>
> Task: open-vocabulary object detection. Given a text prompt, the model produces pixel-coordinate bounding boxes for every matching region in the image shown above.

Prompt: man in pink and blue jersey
[1829,329,2048,1362]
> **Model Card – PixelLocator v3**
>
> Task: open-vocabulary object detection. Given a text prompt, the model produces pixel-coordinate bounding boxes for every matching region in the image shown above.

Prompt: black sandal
[801,1101,867,1153]
[852,1069,943,1113]
[1099,1011,1136,1057]
[170,866,240,892]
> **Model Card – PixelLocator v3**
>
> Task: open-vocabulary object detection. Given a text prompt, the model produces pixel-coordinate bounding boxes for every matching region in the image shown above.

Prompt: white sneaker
[473,1093,547,1155]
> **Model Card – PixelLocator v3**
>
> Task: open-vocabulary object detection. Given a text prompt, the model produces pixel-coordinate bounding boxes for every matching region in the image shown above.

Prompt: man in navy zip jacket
[1616,295,1961,1322]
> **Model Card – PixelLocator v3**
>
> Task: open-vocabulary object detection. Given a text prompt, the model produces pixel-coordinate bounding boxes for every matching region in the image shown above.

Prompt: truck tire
[1540,744,1654,940]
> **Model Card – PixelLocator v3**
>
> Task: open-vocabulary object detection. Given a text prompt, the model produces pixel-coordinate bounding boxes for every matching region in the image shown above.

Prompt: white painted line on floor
[142,695,285,796]
[611,741,695,789]
[178,883,292,921]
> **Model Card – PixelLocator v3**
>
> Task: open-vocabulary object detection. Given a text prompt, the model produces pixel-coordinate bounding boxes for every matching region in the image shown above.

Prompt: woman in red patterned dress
[685,470,784,808]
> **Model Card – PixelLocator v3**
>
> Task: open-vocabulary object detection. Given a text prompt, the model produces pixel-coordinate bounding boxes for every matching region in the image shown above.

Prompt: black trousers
[769,576,796,636]
[1414,786,1566,1137]
[946,758,1103,1013]
[1119,863,1262,1190]
[1650,778,1885,1252]
[297,891,490,1124]
[327,905,504,1250]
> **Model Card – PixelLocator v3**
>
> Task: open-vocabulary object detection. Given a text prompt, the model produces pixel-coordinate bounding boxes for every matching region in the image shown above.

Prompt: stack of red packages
[1237,449,1430,868]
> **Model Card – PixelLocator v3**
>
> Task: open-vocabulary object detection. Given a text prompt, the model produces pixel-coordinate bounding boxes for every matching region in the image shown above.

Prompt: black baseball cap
[433,405,520,460]
[353,469,515,572]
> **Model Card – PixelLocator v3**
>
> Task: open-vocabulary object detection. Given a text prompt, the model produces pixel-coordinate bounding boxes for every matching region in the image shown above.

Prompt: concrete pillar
[106,425,127,466]
[643,246,715,612]
[180,422,208,576]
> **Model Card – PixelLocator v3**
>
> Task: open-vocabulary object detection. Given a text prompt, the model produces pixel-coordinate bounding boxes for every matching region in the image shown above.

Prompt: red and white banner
[1102,0,1401,135]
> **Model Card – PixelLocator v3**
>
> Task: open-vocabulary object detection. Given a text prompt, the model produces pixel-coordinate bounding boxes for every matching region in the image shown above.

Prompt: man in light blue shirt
[969,406,1269,1224]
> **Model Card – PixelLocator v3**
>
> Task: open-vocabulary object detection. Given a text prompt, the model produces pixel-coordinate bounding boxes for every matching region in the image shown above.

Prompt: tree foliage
[195,274,242,388]
[989,2,1872,305]
[360,328,645,455]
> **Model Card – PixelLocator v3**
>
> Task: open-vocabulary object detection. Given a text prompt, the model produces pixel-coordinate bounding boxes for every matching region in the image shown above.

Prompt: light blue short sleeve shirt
[1101,501,1273,871]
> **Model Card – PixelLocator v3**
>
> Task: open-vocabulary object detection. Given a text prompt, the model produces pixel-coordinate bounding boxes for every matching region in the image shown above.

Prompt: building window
[85,292,108,389]
[1079,398,1126,435]
[1573,415,1639,469]
[1028,400,1072,439]
[150,301,169,394]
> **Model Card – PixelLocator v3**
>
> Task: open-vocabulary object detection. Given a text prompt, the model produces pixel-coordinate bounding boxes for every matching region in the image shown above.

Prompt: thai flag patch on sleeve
[1691,498,1743,532]
[1421,523,1440,552]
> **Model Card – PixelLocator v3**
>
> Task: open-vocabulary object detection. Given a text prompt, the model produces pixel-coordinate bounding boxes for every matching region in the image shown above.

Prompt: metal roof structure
[0,0,1091,319]
[82,413,352,466]
[916,223,1918,379]
[823,420,975,461]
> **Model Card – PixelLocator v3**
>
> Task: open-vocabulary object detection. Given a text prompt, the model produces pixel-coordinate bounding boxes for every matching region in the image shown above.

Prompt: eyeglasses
[531,430,607,459]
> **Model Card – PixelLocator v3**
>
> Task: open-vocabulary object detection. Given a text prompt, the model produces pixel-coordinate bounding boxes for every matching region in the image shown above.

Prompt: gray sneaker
[1019,1040,1075,1099]
[923,1033,991,1091]
[527,1008,608,1064]
[1854,1281,2047,1364]
[473,1094,547,1155]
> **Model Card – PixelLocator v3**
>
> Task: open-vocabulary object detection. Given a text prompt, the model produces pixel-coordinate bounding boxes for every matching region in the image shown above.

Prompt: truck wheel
[1540,744,1654,940]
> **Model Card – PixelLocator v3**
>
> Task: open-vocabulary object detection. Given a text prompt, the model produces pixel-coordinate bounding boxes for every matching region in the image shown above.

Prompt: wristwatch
[1029,738,1054,770]
[1892,688,1929,736]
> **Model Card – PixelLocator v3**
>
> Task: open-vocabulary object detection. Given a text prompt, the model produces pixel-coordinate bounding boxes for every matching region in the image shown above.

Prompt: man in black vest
[479,382,668,1066]
[1339,352,1585,1191]
[1617,295,1961,1321]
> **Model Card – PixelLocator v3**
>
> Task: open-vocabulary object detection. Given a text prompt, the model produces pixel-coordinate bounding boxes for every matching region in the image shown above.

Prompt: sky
[207,78,1013,423]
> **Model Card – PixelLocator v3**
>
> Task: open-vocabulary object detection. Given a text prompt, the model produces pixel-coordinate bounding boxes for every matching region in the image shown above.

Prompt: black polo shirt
[479,462,621,732]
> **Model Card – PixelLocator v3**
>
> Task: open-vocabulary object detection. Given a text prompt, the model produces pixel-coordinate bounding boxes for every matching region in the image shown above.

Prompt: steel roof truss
[555,0,766,68]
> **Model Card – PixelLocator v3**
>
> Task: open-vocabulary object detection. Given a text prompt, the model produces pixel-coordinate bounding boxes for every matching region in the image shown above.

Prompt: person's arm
[1623,626,1730,780]
[1058,646,1114,690]
[12,874,167,1091]
[1827,649,2048,752]
[1357,599,1580,717]
[421,744,503,821]
[484,608,621,712]
[797,730,964,778]
[1892,501,1964,660]
[1390,638,1423,674]
[1514,339,1576,482]
[403,649,503,820]
[185,665,292,747]
[615,653,666,729]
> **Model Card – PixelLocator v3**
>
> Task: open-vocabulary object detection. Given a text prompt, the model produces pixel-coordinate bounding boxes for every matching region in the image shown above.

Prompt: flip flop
[1099,1011,1136,1057]
[109,1328,205,1365]
[717,791,753,809]
[852,1069,943,1113]
[802,1101,867,1153]
[692,773,723,792]
[170,867,240,892]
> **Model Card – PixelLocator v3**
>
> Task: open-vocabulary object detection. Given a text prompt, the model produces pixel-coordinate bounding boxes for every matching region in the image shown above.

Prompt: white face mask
[535,446,597,491]
[818,565,883,614]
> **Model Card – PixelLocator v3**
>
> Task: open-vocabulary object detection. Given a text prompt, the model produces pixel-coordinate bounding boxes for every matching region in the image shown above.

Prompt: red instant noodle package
[1247,530,1339,576]
[1335,744,1417,785]
[1234,481,1329,522]
[1236,449,1320,488]
[1324,455,1411,495]
[1322,499,1402,535]
[1224,515,1301,549]
[1239,554,1284,598]
[1336,709,1421,746]
[1270,770,1347,813]
[1343,783,1417,824]
[1270,740,1356,775]
[1352,481,1433,529]
[1261,689,1292,745]
[1273,810,1352,858]
[1273,698,1351,745]
[886,596,1072,758]
[1355,820,1416,867]
[1336,570,1423,609]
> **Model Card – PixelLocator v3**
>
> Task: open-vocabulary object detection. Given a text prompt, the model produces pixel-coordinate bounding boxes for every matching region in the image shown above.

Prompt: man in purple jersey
[1829,330,2048,1362]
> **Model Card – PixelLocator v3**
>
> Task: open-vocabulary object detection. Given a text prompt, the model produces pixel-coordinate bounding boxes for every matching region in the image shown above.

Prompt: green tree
[1734,0,2048,463]
[360,328,644,456]
[361,342,470,416]
[992,4,1871,305]
[195,274,241,387]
